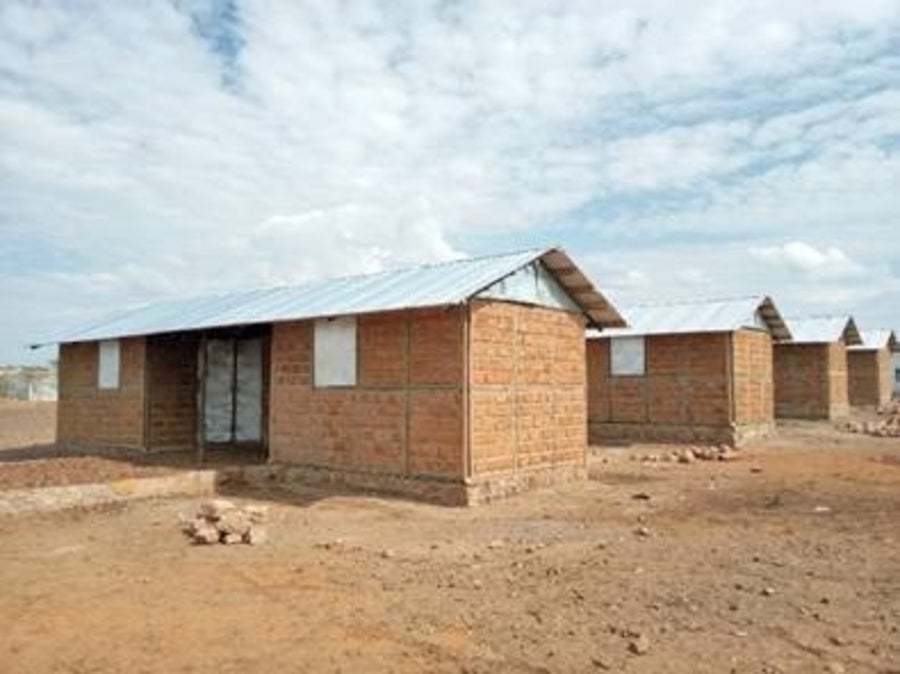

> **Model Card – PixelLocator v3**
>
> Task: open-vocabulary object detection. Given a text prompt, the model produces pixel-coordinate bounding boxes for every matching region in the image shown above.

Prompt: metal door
[234,337,263,442]
[202,337,263,444]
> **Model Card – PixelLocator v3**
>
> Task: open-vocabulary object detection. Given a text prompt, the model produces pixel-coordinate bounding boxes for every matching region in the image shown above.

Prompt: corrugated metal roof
[586,295,791,341]
[784,316,861,345]
[33,247,624,346]
[848,329,897,352]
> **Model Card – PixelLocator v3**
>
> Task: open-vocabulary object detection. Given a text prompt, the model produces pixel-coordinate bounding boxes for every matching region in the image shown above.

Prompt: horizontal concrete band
[229,462,586,506]
[0,470,220,517]
[0,461,587,515]
[589,421,775,448]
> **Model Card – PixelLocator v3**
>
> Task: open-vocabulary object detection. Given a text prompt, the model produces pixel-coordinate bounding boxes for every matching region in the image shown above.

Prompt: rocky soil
[0,419,898,673]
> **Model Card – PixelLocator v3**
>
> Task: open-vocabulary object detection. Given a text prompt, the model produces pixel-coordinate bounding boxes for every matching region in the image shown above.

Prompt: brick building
[39,248,624,505]
[894,352,900,399]
[847,329,897,408]
[586,296,790,447]
[773,317,861,420]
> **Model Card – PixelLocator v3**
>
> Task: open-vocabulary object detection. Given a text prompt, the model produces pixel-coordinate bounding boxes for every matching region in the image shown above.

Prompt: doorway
[199,329,269,453]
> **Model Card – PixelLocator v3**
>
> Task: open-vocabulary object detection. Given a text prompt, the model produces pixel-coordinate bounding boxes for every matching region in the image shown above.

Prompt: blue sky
[1,0,899,364]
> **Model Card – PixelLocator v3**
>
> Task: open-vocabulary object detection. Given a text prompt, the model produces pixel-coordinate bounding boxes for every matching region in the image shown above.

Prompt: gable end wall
[57,338,147,449]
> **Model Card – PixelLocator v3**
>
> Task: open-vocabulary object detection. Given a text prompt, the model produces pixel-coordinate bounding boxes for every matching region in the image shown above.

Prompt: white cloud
[1,0,899,362]
[604,122,749,191]
[749,241,865,280]
[232,200,463,286]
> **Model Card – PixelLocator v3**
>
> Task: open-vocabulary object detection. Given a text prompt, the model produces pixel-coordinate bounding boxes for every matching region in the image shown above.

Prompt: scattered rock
[243,504,269,523]
[628,634,651,655]
[381,549,396,559]
[635,526,651,538]
[198,498,236,520]
[843,403,900,437]
[631,492,651,501]
[181,501,268,546]
[761,587,775,597]
[187,519,220,545]
[217,509,251,537]
[246,527,267,546]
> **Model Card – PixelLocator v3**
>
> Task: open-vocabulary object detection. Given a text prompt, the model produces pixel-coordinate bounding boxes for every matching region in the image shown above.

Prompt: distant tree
[0,369,13,398]
[19,366,50,401]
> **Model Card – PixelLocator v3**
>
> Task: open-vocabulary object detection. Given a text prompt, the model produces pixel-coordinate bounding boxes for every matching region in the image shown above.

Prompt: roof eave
[757,296,792,342]
[537,248,626,328]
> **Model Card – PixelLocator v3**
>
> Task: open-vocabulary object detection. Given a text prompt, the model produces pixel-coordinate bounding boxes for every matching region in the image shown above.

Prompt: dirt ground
[0,408,898,673]
[0,398,55,450]
[0,400,260,488]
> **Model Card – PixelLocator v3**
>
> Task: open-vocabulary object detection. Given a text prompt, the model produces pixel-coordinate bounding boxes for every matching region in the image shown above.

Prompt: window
[314,317,357,387]
[610,336,646,376]
[98,339,121,389]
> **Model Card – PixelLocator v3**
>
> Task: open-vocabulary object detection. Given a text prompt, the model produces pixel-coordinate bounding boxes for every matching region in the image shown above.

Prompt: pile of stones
[636,444,738,464]
[180,498,268,545]
[841,401,900,438]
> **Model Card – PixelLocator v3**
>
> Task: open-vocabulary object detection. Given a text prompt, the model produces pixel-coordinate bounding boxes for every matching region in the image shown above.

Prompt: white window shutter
[314,317,357,387]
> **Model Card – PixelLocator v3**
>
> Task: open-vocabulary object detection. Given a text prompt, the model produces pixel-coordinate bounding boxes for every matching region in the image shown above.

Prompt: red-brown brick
[57,338,147,449]
[774,342,849,420]
[56,297,591,505]
[847,347,893,408]
[469,300,587,476]
[145,335,199,450]
[587,329,775,446]
[268,309,465,478]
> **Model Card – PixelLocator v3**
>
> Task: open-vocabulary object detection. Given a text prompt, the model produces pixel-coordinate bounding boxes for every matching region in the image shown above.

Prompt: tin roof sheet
[784,316,861,345]
[34,247,624,346]
[586,295,790,341]
[848,329,897,351]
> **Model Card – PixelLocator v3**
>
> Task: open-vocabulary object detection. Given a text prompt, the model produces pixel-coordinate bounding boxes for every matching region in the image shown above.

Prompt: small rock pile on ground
[180,499,268,545]
[635,444,738,464]
[840,401,900,438]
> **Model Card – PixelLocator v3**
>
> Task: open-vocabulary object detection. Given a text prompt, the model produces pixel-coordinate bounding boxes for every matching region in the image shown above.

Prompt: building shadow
[0,441,451,510]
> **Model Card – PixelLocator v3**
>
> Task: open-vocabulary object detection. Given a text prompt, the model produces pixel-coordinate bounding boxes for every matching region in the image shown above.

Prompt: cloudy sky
[2,0,899,364]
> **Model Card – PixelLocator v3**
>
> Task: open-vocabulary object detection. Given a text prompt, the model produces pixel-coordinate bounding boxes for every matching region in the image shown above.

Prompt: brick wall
[587,331,772,446]
[848,347,893,408]
[268,308,464,480]
[145,335,199,449]
[732,329,774,424]
[878,347,895,406]
[57,338,146,448]
[469,300,586,475]
[774,342,849,419]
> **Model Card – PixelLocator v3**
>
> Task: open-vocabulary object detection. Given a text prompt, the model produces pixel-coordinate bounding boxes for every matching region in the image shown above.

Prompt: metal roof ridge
[99,247,552,313]
[623,294,765,309]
